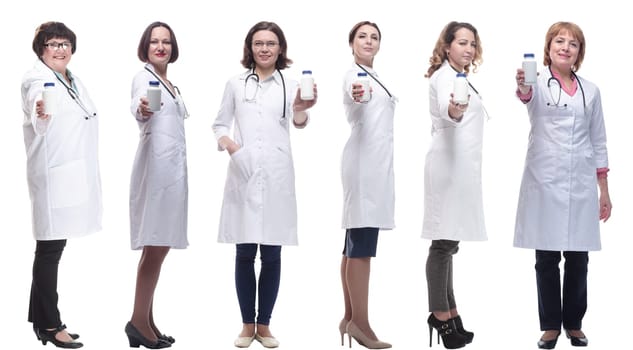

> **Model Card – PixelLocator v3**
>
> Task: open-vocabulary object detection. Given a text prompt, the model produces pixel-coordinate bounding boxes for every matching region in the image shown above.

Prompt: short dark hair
[241,21,292,70]
[137,21,179,63]
[348,21,381,45]
[32,21,77,57]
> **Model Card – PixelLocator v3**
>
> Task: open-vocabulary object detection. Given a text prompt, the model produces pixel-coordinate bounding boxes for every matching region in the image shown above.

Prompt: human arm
[598,176,611,222]
[213,79,238,153]
[130,71,159,122]
[22,72,53,135]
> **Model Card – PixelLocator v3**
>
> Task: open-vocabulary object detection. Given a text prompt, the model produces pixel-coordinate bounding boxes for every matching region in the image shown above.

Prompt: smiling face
[41,37,72,74]
[251,30,280,71]
[147,26,172,68]
[446,27,476,71]
[548,30,579,73]
[351,24,380,67]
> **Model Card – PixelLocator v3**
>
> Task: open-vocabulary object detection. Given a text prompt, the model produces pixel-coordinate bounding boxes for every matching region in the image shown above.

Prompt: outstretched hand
[293,83,318,112]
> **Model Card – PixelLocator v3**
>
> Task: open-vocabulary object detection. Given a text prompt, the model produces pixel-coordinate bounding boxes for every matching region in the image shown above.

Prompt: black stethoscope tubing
[50,69,96,120]
[144,66,190,118]
[245,68,287,120]
[546,65,586,108]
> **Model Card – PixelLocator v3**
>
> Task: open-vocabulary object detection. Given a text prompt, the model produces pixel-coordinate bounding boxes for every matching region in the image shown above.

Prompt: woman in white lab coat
[125,22,187,349]
[422,21,487,349]
[514,21,611,349]
[22,21,101,349]
[213,21,316,348]
[339,21,394,350]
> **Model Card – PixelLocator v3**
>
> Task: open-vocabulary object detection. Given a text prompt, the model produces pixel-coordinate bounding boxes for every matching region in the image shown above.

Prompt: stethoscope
[244,68,287,122]
[144,66,190,118]
[48,67,97,120]
[546,65,586,109]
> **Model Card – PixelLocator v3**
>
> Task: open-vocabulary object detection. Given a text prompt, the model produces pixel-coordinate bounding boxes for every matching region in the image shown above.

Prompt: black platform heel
[427,314,468,349]
[124,322,171,349]
[451,315,473,344]
[36,325,83,348]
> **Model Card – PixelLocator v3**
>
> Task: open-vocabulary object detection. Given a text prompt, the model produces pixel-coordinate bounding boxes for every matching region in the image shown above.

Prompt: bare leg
[130,246,170,342]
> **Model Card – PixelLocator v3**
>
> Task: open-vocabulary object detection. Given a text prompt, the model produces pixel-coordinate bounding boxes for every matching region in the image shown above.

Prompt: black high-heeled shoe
[124,322,171,349]
[427,314,468,349]
[565,330,588,347]
[36,326,83,348]
[34,325,79,341]
[537,330,561,349]
[451,316,473,344]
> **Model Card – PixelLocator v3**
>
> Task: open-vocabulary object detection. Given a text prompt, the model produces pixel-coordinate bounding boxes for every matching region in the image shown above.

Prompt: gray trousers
[426,239,459,312]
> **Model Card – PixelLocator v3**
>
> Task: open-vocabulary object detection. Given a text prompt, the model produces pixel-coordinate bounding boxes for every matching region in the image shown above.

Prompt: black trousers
[28,239,67,330]
[535,250,588,331]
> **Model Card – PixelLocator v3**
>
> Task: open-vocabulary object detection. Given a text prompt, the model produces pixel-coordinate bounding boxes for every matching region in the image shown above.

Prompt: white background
[1,1,631,349]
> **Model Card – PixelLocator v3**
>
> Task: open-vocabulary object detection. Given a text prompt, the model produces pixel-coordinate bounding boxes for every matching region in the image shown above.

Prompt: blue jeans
[235,244,281,325]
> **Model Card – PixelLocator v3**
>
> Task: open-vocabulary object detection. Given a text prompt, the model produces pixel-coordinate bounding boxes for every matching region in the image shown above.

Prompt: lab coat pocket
[228,147,253,188]
[48,159,89,208]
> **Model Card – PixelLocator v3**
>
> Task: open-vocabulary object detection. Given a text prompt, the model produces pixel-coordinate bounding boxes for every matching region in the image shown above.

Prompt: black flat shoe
[565,330,588,347]
[37,326,83,349]
[158,334,175,344]
[537,331,560,349]
[124,322,171,349]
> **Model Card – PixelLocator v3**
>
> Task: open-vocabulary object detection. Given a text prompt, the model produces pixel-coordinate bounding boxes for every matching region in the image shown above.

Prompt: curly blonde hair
[425,21,483,78]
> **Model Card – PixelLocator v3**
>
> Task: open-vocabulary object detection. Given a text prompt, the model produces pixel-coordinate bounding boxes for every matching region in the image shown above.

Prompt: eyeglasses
[253,41,279,49]
[44,41,72,51]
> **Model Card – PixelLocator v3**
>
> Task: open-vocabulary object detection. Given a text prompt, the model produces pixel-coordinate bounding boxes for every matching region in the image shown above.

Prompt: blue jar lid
[524,53,535,58]
[149,81,160,86]
[44,82,55,87]
[357,72,368,77]
[302,70,312,74]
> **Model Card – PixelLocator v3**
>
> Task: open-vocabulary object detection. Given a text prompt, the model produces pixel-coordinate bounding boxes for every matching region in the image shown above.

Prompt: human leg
[129,246,170,343]
[29,239,79,345]
[535,250,563,348]
[426,240,466,348]
[235,243,258,344]
[562,251,589,346]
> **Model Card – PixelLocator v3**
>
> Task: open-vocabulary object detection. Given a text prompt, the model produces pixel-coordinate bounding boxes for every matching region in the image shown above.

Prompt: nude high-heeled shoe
[346,321,391,349]
[339,319,349,346]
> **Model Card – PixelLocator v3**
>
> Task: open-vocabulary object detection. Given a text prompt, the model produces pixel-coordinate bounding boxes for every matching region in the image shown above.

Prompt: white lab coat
[129,64,188,250]
[341,63,396,230]
[514,68,608,251]
[213,70,302,245]
[21,59,102,240]
[422,61,487,241]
